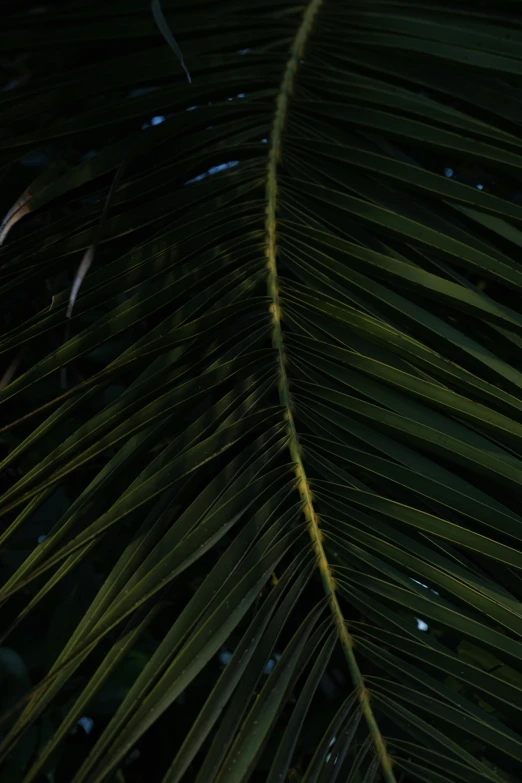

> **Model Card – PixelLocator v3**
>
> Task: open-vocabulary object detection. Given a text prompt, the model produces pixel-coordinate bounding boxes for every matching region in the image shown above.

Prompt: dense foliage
[3,1,522,781]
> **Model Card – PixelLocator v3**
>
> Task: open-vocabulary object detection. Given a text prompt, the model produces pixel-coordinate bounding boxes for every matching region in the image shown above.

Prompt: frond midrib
[264,2,396,780]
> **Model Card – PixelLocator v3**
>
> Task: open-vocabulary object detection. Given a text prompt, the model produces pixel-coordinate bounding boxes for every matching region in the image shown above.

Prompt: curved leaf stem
[264,1,396,780]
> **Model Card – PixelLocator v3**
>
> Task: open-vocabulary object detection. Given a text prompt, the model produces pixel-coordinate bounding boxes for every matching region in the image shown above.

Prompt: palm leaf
[2,0,522,780]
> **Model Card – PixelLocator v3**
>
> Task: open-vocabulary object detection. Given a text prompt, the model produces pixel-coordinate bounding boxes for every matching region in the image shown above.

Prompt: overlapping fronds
[2,0,522,780]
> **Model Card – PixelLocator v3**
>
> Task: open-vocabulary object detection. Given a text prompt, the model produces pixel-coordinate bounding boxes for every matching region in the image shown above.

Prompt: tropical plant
[3,0,522,780]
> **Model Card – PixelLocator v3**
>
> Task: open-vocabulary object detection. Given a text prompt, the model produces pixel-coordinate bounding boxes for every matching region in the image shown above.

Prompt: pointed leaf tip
[151,0,192,84]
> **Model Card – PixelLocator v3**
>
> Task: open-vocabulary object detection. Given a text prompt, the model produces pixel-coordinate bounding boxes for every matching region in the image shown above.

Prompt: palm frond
[2,0,522,781]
